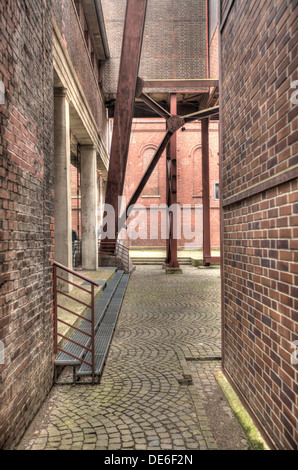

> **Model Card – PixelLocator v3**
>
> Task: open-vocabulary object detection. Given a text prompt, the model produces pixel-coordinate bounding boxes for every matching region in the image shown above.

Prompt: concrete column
[54,88,73,290]
[81,145,98,270]
[98,174,104,232]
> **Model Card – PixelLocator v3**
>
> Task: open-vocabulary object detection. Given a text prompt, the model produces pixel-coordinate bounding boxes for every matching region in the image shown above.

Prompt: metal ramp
[76,274,130,380]
[54,268,129,384]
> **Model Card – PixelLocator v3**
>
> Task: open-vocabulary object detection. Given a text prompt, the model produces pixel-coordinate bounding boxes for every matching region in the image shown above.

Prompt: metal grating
[55,271,124,366]
[76,274,130,377]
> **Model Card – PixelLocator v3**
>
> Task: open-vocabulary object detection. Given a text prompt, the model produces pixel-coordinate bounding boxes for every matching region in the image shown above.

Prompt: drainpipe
[94,0,110,60]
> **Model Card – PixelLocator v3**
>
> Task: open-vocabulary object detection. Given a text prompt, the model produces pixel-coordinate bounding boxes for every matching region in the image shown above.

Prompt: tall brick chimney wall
[101,0,208,93]
[0,0,55,449]
[220,0,298,449]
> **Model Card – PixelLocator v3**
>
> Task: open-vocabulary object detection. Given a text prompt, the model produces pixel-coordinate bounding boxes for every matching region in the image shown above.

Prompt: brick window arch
[191,144,212,196]
[191,145,202,196]
[139,144,160,196]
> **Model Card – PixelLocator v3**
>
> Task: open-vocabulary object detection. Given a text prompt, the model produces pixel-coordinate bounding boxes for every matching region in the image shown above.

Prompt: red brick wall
[209,23,219,79]
[220,0,298,449]
[123,119,220,250]
[102,0,208,94]
[0,0,54,449]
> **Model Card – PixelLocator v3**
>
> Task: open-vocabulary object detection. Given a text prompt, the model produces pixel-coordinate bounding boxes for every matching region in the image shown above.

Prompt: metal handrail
[98,240,131,273]
[53,261,96,383]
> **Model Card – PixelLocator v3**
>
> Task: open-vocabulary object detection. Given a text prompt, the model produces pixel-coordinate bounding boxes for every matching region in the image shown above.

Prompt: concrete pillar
[81,145,98,270]
[98,174,104,232]
[54,88,73,290]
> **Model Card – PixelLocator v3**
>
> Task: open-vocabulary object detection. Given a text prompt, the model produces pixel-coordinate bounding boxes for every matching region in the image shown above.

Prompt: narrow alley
[18,265,261,451]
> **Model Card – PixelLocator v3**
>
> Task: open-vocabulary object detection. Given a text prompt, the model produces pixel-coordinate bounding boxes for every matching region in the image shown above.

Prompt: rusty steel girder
[104,0,220,245]
[104,0,148,238]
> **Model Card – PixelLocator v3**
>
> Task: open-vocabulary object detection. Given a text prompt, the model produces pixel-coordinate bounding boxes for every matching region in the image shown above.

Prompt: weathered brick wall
[220,0,298,449]
[101,0,208,94]
[53,0,109,145]
[0,0,54,449]
[123,119,220,249]
[209,24,219,79]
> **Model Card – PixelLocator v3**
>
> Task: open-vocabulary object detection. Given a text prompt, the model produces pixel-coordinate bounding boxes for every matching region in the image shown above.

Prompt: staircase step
[131,257,192,265]
[54,271,124,367]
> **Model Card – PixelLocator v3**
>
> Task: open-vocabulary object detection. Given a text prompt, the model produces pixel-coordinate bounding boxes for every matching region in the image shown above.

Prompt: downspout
[94,0,110,59]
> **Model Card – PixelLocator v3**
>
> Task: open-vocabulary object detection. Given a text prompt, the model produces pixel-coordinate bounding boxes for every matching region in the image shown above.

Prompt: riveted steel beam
[104,0,147,238]
[121,130,174,227]
[120,106,219,228]
[143,79,219,89]
[202,118,211,266]
[167,94,180,269]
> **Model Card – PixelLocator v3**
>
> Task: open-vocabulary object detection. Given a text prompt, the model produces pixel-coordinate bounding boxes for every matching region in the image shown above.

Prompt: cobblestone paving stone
[18,266,251,451]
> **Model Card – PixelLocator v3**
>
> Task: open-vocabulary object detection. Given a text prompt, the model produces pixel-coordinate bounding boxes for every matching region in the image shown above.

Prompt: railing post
[53,264,58,354]
[91,283,95,384]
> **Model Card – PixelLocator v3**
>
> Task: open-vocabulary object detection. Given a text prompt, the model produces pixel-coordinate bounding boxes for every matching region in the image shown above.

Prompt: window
[214,182,219,200]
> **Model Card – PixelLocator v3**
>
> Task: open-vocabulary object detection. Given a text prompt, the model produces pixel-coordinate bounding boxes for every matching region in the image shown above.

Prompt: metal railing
[72,240,82,268]
[53,261,98,383]
[98,240,131,273]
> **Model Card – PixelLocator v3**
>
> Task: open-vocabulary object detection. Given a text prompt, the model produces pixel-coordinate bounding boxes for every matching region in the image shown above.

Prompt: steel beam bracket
[166,116,185,133]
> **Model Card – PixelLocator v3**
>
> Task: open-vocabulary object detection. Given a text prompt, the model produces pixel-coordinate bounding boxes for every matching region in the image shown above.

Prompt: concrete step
[131,257,192,265]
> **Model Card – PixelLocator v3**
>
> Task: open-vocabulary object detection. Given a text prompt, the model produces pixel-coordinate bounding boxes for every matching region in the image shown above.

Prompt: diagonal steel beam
[183,105,219,123]
[136,77,171,119]
[104,0,147,237]
[120,130,174,231]
[139,92,172,119]
[120,105,220,228]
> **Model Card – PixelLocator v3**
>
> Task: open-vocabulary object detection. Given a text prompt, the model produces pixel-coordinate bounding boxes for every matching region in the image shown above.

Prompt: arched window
[140,145,160,197]
[191,145,202,196]
[191,144,213,196]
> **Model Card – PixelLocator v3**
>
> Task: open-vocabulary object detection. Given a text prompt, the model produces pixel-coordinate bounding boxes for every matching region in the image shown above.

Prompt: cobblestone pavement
[18,266,251,451]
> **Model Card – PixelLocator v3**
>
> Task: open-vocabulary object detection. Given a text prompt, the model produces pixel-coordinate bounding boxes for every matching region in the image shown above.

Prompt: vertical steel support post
[165,143,171,265]
[168,94,180,269]
[202,118,211,265]
[104,0,147,241]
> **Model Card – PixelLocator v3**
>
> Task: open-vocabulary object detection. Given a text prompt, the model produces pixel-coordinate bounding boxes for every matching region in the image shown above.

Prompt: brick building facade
[102,0,220,252]
[0,0,297,452]
[0,0,55,449]
[101,0,208,97]
[123,119,220,250]
[220,0,298,449]
[0,0,110,449]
